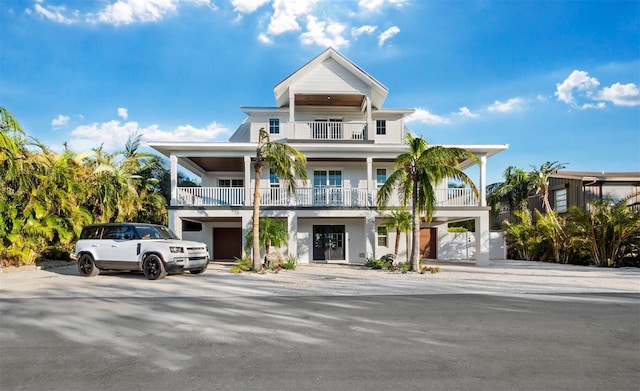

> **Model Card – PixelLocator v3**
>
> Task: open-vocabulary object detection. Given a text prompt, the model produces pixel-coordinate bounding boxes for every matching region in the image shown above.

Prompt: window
[377,226,388,247]
[376,120,386,135]
[269,118,280,134]
[555,189,567,213]
[376,168,387,189]
[269,170,280,187]
[219,179,244,187]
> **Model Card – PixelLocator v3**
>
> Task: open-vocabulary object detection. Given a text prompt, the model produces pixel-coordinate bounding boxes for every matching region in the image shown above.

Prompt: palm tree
[384,209,412,261]
[245,218,289,266]
[487,166,533,223]
[252,128,307,271]
[377,134,479,271]
[530,161,567,213]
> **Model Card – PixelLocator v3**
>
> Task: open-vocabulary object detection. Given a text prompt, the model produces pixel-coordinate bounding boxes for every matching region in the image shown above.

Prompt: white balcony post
[287,211,298,259]
[365,212,376,260]
[366,156,373,206]
[244,155,251,206]
[479,154,487,207]
[366,97,372,141]
[170,154,178,206]
[289,91,295,123]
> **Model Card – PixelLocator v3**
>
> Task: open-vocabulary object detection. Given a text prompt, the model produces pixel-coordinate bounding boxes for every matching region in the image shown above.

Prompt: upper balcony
[175,186,479,208]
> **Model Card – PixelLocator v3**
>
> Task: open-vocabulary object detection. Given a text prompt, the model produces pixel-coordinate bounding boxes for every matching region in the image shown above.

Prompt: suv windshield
[134,225,180,240]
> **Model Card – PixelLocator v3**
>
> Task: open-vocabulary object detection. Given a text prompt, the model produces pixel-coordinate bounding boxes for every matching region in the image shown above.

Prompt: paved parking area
[2,260,638,298]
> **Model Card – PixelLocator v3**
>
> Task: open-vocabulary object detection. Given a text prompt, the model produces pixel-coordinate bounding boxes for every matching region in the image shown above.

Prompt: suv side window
[103,225,131,240]
[80,226,103,239]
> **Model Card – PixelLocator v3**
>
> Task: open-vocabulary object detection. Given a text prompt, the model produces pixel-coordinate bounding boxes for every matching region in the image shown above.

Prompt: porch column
[289,91,295,123]
[366,156,373,206]
[287,211,298,259]
[168,211,180,239]
[365,212,376,260]
[479,154,487,207]
[170,154,178,206]
[244,155,251,206]
[475,212,490,266]
[241,212,252,259]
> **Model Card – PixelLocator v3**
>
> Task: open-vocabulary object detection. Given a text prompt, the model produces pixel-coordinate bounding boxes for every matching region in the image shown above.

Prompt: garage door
[420,228,437,259]
[213,228,242,261]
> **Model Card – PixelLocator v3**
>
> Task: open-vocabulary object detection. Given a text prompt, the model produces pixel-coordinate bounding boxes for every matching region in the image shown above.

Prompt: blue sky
[2,0,639,185]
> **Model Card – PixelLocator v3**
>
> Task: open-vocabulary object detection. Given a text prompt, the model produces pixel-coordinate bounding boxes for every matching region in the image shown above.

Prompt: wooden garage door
[420,228,437,259]
[213,228,242,261]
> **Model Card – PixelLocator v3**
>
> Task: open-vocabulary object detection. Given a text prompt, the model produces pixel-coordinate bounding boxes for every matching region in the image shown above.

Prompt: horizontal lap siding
[293,58,370,95]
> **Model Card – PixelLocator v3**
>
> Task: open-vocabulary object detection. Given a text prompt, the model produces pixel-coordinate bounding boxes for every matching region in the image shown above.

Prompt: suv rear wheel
[78,254,99,277]
[143,254,167,280]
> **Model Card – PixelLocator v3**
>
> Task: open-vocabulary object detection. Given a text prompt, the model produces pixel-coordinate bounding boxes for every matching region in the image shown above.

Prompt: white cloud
[117,107,128,120]
[488,97,525,113]
[33,2,76,24]
[51,114,70,127]
[258,33,273,44]
[406,108,449,125]
[351,25,377,38]
[595,82,640,107]
[232,0,270,14]
[453,107,478,118]
[267,0,318,36]
[378,26,399,46]
[68,119,229,152]
[555,70,600,106]
[300,16,349,49]
[555,70,640,109]
[358,0,407,12]
[97,0,179,25]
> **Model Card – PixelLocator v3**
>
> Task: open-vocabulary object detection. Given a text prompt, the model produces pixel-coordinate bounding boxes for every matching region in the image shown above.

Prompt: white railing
[176,187,479,208]
[435,188,479,207]
[293,122,367,140]
[176,187,244,206]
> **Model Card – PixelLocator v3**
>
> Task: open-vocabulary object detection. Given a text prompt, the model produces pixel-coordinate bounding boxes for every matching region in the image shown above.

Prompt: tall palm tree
[486,166,533,222]
[252,128,307,271]
[530,161,567,213]
[378,134,479,271]
[384,209,412,260]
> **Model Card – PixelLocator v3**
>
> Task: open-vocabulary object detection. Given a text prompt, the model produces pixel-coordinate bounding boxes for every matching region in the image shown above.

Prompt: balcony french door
[314,170,342,206]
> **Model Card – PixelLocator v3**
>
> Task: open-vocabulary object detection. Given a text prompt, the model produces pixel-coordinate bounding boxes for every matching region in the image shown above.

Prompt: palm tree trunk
[394,228,401,256]
[410,181,420,272]
[252,165,262,271]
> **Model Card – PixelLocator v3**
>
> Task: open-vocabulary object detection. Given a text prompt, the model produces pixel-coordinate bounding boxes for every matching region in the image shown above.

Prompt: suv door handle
[111,244,118,247]
[92,244,99,247]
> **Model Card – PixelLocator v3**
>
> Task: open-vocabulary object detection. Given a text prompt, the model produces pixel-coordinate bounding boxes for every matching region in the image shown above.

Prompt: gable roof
[273,48,389,109]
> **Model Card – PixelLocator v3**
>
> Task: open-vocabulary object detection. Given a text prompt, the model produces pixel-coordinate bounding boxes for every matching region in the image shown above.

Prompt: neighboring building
[538,171,640,214]
[149,48,508,266]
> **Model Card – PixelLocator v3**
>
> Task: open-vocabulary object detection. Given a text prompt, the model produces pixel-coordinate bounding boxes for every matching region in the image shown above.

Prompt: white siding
[292,58,371,95]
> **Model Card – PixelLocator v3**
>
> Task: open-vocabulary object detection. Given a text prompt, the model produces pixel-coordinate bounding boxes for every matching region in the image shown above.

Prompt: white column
[366,97,372,140]
[244,155,251,206]
[170,154,178,206]
[168,211,180,239]
[289,92,295,123]
[365,212,376,260]
[241,212,252,259]
[475,213,490,266]
[366,156,373,206]
[287,211,298,259]
[479,155,487,207]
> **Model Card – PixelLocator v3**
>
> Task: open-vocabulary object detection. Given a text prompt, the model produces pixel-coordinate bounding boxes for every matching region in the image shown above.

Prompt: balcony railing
[176,187,479,208]
[292,121,367,140]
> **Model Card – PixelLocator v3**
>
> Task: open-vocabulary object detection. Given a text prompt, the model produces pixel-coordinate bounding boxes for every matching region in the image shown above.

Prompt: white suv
[73,223,209,280]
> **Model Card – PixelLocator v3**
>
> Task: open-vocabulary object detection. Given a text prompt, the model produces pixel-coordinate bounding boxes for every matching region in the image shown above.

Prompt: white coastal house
[149,48,508,266]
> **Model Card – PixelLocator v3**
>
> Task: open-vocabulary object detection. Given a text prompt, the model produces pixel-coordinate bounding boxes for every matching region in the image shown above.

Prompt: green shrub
[235,255,252,271]
[281,256,297,270]
[229,266,244,273]
[420,266,442,274]
[365,258,389,270]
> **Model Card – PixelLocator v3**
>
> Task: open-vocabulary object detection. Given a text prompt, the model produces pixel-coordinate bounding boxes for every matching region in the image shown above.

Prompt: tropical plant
[487,166,533,221]
[377,134,479,271]
[245,217,289,259]
[504,210,542,261]
[251,128,307,271]
[530,161,567,214]
[384,209,412,260]
[535,210,578,264]
[569,195,640,267]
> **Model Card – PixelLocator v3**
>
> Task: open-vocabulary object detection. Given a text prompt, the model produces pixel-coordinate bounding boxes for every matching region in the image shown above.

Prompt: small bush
[281,256,297,270]
[229,266,244,273]
[365,258,390,270]
[235,255,252,271]
[420,266,442,274]
[397,262,409,273]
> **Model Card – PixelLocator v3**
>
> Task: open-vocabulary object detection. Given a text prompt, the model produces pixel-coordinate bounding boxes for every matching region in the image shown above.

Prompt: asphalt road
[1,293,639,391]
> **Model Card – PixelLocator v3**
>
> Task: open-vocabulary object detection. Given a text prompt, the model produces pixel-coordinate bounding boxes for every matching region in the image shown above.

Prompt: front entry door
[313,225,345,261]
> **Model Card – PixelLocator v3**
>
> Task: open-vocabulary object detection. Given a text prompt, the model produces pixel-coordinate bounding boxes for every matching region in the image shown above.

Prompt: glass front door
[313,225,346,261]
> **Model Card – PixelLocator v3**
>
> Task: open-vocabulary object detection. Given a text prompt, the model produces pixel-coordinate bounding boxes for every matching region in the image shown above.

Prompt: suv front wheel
[78,254,100,277]
[143,254,167,280]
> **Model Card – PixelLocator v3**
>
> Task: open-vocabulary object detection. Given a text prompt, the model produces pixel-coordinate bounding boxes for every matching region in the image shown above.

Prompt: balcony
[287,121,367,141]
[176,187,478,208]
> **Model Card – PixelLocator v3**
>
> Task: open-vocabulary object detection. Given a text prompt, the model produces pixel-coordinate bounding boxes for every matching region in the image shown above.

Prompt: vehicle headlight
[170,246,184,253]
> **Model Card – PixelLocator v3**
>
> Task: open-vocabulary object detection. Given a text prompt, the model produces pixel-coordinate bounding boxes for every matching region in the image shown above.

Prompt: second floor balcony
[175,186,479,208]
